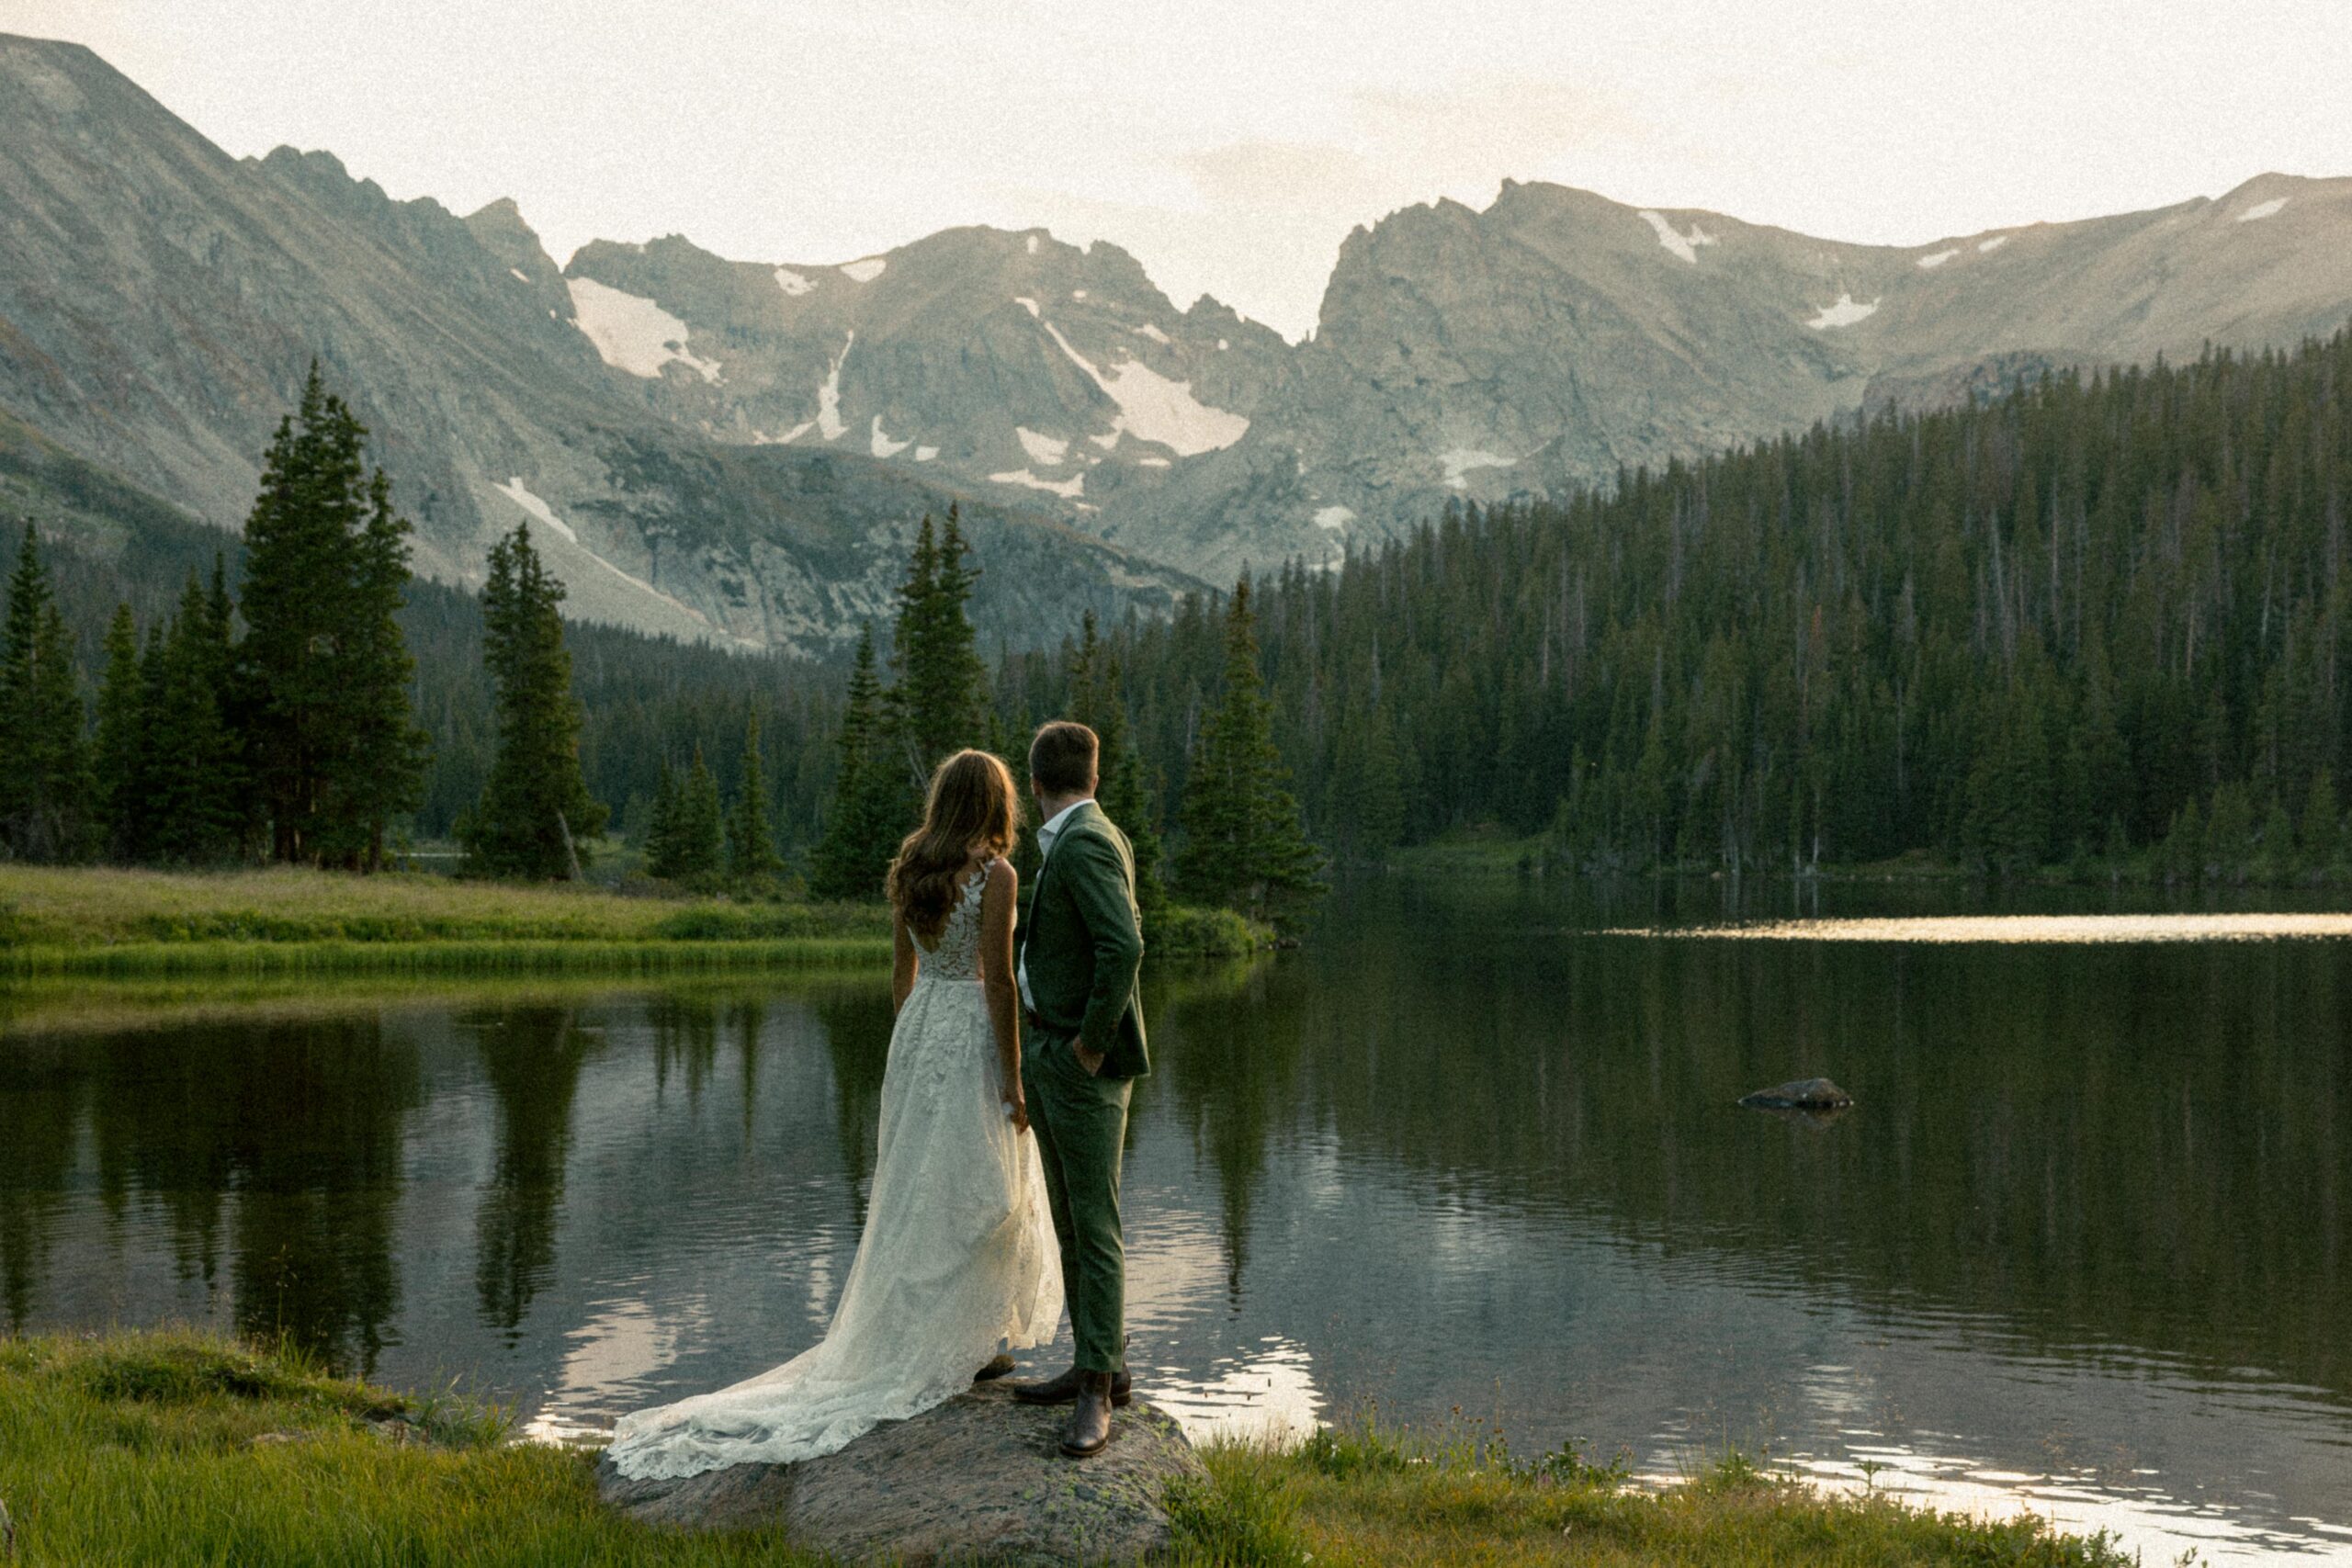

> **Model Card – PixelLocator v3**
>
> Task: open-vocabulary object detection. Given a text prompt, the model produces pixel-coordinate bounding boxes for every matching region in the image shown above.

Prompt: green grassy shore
[0,1332,2128,1568]
[0,865,1267,977]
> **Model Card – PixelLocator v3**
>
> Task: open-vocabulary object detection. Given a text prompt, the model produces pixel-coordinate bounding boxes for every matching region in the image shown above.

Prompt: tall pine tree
[239,365,429,869]
[810,626,909,899]
[142,574,245,864]
[728,713,783,878]
[1068,611,1167,912]
[95,604,147,863]
[460,524,607,879]
[0,525,93,862]
[889,506,989,783]
[1176,581,1326,922]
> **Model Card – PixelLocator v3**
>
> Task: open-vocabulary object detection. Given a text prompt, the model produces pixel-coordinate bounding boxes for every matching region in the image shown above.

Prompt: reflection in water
[5,882,2352,1563]
[470,1007,596,1338]
[1146,1336,1323,1446]
[812,988,891,1224]
[1783,1442,2352,1568]
[0,1039,74,1329]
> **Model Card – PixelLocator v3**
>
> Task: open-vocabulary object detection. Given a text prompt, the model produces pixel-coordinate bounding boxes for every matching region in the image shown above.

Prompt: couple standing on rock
[605,721,1148,1478]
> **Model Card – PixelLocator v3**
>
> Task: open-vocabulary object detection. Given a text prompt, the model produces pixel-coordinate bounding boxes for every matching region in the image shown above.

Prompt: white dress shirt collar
[1036,797,1092,856]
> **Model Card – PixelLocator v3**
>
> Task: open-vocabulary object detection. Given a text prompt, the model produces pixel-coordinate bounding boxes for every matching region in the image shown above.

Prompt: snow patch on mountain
[2238,197,2290,222]
[817,333,854,441]
[1136,323,1172,344]
[774,266,815,296]
[1978,234,2010,253]
[1014,297,1040,317]
[493,478,580,543]
[1439,448,1513,489]
[840,256,888,282]
[1039,321,1249,457]
[1026,234,1040,254]
[1917,248,1959,269]
[1314,504,1356,530]
[1807,293,1881,329]
[489,479,736,639]
[870,415,910,458]
[915,445,938,462]
[567,277,722,382]
[509,267,530,283]
[1638,209,1717,265]
[1017,426,1069,465]
[991,468,1085,499]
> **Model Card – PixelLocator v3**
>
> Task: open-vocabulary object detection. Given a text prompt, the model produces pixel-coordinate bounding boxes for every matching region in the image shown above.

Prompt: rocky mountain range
[5,31,2349,649]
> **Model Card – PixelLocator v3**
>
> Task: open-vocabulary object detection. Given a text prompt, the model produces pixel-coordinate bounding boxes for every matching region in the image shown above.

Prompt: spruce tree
[677,747,726,879]
[889,506,988,781]
[0,525,93,862]
[1176,581,1326,922]
[239,364,429,869]
[142,575,244,864]
[2301,770,2340,873]
[642,761,683,871]
[811,626,911,899]
[95,603,148,863]
[727,713,783,879]
[1067,613,1166,911]
[460,524,607,879]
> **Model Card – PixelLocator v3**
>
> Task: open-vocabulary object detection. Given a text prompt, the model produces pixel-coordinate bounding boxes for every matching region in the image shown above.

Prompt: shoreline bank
[0,1331,2132,1567]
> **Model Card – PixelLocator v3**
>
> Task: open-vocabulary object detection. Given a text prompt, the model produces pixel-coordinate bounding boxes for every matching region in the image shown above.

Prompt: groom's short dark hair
[1031,721,1100,795]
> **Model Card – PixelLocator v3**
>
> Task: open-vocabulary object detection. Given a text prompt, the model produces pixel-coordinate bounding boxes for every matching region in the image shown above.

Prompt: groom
[1012,720,1148,1459]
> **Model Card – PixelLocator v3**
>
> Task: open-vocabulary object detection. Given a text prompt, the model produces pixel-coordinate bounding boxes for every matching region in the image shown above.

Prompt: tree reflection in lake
[469,1006,596,1339]
[5,877,2351,1562]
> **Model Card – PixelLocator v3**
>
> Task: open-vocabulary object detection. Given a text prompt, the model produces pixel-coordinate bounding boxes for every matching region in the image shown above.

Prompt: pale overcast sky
[10,0,2350,339]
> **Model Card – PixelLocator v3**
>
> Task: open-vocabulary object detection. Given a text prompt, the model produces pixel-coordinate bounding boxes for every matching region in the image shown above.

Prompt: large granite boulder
[594,1382,1205,1565]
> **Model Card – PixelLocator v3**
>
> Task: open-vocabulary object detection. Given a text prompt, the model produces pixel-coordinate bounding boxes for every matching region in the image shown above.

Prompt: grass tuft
[0,1332,2137,1567]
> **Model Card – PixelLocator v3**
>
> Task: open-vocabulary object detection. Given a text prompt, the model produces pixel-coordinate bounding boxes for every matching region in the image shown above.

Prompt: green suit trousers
[1021,1027,1131,1374]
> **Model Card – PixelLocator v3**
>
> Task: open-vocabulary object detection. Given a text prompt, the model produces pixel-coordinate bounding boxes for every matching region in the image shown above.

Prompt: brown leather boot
[1011,1364,1131,1406]
[1060,1371,1114,1458]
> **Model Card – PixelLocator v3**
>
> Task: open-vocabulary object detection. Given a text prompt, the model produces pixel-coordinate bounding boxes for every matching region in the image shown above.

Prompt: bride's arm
[979,860,1028,1133]
[891,906,917,1013]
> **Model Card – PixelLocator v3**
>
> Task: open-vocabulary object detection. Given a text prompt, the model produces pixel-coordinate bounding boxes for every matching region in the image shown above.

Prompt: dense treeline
[40,328,2352,886]
[1000,329,2352,877]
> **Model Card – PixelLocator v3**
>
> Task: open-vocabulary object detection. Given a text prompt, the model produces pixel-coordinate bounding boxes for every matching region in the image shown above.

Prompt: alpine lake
[6,873,2350,1564]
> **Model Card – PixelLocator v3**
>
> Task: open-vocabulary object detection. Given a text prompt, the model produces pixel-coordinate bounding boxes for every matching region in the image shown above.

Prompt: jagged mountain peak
[6,31,2351,639]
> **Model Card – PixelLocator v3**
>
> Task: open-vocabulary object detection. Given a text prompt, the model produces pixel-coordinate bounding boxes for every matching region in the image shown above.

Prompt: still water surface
[5,875,2350,1562]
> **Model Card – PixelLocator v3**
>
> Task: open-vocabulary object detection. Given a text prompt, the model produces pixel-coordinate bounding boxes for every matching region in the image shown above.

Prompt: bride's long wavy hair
[887,749,1020,943]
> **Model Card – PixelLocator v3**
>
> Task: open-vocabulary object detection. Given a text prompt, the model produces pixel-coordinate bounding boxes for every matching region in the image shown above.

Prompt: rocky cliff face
[0,35,1198,653]
[5,31,2349,637]
[1182,174,2352,581]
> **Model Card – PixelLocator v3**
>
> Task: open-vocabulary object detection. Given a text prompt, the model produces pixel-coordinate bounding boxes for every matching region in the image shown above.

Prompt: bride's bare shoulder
[984,856,1017,889]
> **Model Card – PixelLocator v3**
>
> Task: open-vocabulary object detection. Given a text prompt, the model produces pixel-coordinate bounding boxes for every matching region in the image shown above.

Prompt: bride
[605,749,1064,1481]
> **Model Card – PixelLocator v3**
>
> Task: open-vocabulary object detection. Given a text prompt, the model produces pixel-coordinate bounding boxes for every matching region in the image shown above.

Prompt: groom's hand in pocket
[1074,1040,1106,1077]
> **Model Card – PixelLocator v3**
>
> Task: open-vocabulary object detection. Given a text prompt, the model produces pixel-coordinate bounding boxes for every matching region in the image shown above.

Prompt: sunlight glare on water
[1608,912,2352,943]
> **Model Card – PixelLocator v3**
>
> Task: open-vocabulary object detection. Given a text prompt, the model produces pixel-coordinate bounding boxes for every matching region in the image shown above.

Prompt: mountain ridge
[4,31,2348,641]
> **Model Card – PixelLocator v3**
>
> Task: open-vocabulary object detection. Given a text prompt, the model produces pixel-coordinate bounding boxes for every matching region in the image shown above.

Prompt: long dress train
[605,869,1062,1480]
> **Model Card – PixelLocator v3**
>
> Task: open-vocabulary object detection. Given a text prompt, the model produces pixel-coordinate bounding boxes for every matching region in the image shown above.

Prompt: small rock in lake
[1737,1077,1854,1111]
[594,1380,1204,1565]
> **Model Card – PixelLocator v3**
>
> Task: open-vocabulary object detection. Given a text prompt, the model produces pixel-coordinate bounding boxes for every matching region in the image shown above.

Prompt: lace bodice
[915,866,989,982]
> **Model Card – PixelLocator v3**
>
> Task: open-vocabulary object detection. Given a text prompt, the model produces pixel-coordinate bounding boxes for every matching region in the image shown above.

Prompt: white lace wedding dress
[605,869,1064,1480]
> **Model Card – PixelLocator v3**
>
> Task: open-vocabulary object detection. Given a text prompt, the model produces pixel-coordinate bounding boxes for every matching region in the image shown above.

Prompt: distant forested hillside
[28,329,2352,879]
[1018,329,2352,875]
[2,409,842,852]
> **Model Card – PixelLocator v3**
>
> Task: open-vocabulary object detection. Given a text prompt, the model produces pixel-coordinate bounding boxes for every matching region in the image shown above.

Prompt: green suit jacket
[1019,801,1149,1079]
